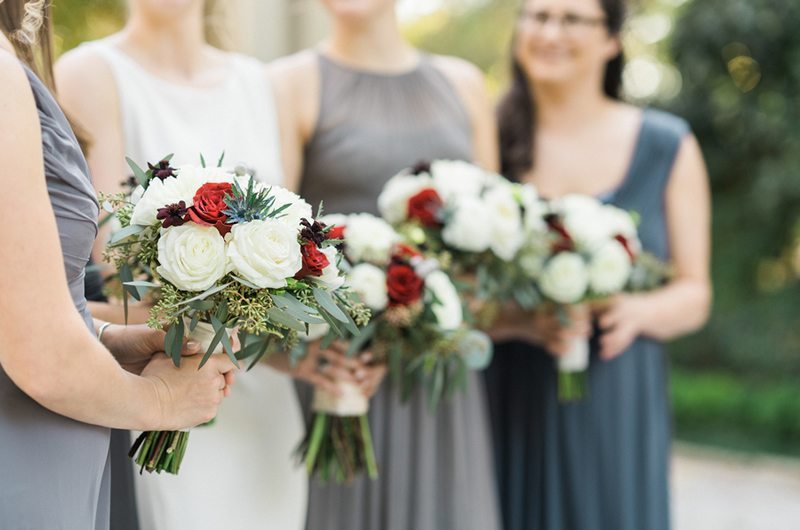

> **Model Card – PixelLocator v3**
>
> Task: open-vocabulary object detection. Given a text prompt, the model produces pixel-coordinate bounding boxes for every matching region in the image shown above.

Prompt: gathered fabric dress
[298,52,502,530]
[0,65,105,529]
[84,39,308,530]
[485,108,689,530]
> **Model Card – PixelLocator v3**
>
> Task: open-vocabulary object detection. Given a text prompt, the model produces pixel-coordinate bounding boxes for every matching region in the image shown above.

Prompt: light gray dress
[299,53,502,530]
[0,66,108,529]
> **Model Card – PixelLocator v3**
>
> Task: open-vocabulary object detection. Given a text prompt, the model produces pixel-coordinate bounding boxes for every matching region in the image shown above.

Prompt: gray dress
[484,108,689,530]
[298,53,502,530]
[0,66,108,529]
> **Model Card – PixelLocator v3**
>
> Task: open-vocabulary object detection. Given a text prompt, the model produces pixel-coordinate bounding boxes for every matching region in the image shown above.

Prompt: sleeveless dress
[484,108,689,530]
[298,53,502,530]
[0,65,104,529]
[84,39,308,530]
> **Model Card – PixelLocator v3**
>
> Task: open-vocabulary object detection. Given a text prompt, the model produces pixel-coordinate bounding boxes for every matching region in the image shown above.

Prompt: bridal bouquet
[104,156,368,474]
[519,194,657,401]
[377,160,539,323]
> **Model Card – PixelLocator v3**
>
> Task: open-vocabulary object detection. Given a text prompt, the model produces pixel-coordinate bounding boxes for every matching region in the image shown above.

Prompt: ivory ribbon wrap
[312,382,369,416]
[558,337,590,373]
[183,319,225,355]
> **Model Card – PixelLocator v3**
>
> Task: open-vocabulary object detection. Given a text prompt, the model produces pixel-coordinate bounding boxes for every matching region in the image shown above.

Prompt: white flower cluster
[523,194,642,304]
[130,166,341,293]
[377,160,528,262]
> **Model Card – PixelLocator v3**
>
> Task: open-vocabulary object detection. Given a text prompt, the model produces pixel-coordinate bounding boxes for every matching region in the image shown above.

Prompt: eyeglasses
[519,9,608,35]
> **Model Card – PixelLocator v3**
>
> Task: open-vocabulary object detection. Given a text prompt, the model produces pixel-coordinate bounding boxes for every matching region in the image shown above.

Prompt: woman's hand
[141,353,238,431]
[595,294,648,361]
[529,304,593,357]
[282,340,387,398]
[99,323,200,375]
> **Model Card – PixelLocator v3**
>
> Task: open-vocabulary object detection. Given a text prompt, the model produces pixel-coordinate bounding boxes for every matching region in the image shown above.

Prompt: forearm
[88,300,151,325]
[2,323,160,431]
[637,278,711,341]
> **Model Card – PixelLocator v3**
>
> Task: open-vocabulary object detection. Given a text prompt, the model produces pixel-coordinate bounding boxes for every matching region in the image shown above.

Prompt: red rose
[386,263,424,306]
[327,225,346,241]
[295,241,330,279]
[407,188,443,227]
[186,182,233,235]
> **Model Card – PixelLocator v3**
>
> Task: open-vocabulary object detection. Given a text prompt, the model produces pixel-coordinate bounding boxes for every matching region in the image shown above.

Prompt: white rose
[227,219,302,289]
[539,252,589,304]
[377,173,434,224]
[130,165,233,226]
[518,242,548,279]
[424,270,463,331]
[442,196,492,253]
[344,213,399,265]
[598,205,642,256]
[347,263,389,311]
[316,246,346,291]
[588,240,632,294]
[156,224,227,292]
[268,186,313,229]
[430,160,488,201]
[552,194,603,218]
[485,186,524,261]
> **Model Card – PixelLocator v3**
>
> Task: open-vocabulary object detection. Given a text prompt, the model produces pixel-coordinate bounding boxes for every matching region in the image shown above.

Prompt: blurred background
[53,0,800,527]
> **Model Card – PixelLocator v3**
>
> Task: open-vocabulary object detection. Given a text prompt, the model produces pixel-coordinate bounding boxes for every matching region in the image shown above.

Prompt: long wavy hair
[498,0,627,181]
[0,0,55,89]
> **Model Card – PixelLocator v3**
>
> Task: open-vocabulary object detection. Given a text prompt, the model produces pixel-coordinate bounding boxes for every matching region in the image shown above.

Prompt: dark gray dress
[0,66,108,529]
[485,108,689,530]
[299,53,502,530]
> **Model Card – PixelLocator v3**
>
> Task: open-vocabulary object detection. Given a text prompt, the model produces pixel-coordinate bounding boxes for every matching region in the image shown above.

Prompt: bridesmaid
[486,0,712,529]
[56,1,332,528]
[0,2,235,528]
[269,1,503,529]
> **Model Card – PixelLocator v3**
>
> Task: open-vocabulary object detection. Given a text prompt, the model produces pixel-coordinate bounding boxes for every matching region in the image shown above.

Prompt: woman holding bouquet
[56,1,349,528]
[485,0,712,529]
[0,2,236,529]
[270,0,502,528]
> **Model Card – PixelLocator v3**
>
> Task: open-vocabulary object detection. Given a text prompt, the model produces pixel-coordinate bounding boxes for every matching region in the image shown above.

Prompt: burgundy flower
[393,243,421,262]
[156,201,188,228]
[295,242,330,279]
[386,263,424,307]
[407,188,443,227]
[545,214,574,253]
[148,160,177,181]
[186,182,233,236]
[300,218,328,246]
[411,160,432,175]
[614,234,636,262]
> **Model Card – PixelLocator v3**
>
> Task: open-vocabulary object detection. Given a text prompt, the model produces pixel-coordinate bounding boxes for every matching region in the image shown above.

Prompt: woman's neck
[324,10,418,73]
[532,78,612,130]
[117,5,209,79]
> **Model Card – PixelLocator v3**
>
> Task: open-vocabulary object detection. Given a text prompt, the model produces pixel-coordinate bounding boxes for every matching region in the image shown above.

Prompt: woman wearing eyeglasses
[485,1,711,529]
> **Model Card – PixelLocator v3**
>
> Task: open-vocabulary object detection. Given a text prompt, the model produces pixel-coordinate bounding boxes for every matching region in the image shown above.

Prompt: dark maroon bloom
[614,234,636,262]
[545,214,574,253]
[157,201,188,228]
[295,242,330,280]
[148,160,177,181]
[386,263,424,306]
[407,188,443,227]
[300,218,328,246]
[410,160,432,176]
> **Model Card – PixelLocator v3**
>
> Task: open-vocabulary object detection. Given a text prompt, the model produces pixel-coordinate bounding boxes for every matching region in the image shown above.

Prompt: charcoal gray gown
[485,108,690,530]
[298,52,502,530]
[0,66,108,529]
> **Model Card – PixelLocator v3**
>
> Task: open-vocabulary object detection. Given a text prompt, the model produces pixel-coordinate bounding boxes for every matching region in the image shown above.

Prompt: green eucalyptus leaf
[165,319,185,367]
[110,224,145,245]
[266,307,307,332]
[126,157,149,187]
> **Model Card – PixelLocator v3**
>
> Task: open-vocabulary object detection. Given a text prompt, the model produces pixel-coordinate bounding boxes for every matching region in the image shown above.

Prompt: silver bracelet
[97,322,113,344]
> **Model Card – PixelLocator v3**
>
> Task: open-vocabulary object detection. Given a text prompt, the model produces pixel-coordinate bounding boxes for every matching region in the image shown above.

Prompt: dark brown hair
[498,0,627,180]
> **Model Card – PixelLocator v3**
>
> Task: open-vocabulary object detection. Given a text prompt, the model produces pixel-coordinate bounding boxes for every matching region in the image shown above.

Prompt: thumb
[181,338,201,356]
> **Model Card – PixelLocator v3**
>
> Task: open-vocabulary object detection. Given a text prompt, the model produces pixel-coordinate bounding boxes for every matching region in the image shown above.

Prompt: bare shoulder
[0,50,35,111]
[429,54,486,93]
[266,49,318,85]
[54,41,119,124]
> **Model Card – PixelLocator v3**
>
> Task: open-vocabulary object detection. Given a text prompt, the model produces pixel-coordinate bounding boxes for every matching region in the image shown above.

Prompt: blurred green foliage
[51,0,124,56]
[665,0,800,379]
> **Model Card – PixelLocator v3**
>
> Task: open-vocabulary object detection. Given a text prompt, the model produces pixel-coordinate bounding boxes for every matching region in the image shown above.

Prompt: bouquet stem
[296,383,378,483]
[129,430,190,475]
[557,336,590,402]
